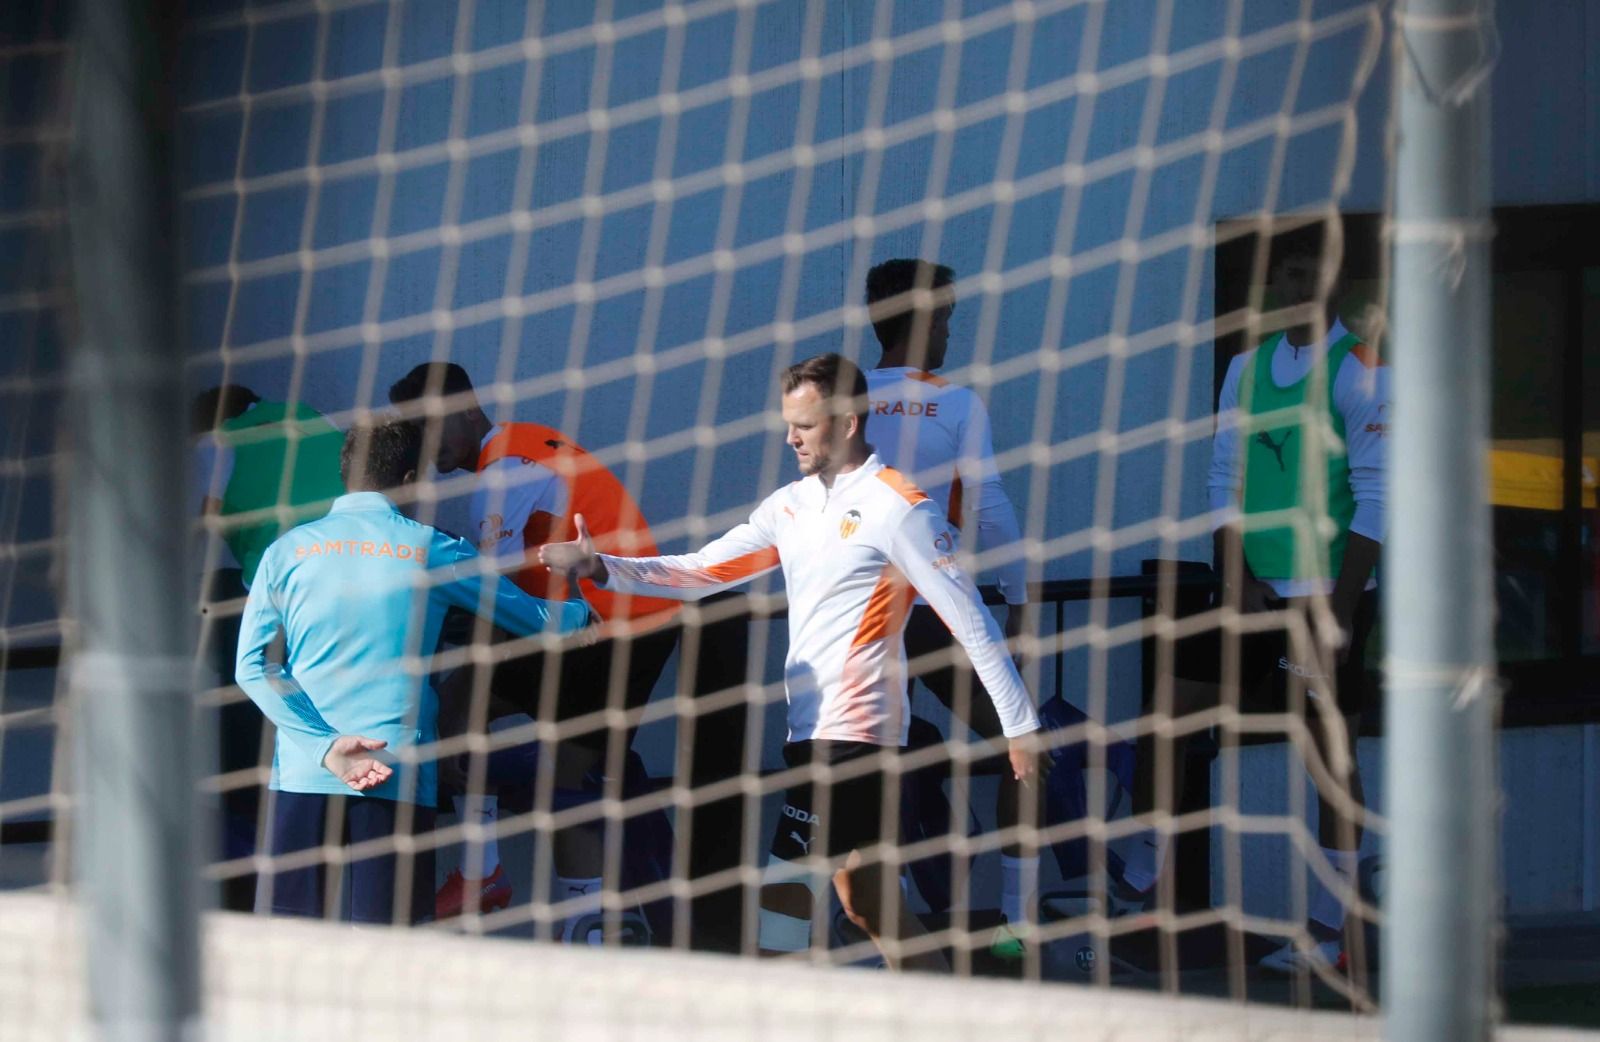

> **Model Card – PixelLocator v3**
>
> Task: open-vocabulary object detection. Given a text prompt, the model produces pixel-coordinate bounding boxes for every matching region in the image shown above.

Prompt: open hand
[538,513,603,581]
[1008,733,1050,785]
[323,735,393,792]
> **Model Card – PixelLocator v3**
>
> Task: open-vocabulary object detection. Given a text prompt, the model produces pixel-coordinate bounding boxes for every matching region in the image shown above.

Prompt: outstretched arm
[431,532,591,637]
[542,504,781,602]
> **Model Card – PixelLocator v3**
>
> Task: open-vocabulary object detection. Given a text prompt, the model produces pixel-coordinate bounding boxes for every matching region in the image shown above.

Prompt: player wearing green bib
[1237,328,1365,587]
[193,385,348,909]
[196,387,347,587]
[1110,240,1390,977]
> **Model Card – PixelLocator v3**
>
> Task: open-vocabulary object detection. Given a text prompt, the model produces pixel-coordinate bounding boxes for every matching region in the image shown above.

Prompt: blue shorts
[261,791,436,925]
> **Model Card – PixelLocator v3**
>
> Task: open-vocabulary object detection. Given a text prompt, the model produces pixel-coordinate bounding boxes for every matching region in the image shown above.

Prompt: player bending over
[235,420,587,924]
[389,363,680,935]
[542,353,1042,971]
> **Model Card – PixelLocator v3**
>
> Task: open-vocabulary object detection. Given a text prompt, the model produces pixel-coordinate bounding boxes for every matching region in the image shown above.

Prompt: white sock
[757,856,821,953]
[1308,847,1358,933]
[1000,854,1040,925]
[557,875,603,944]
[452,794,500,876]
[1112,830,1167,894]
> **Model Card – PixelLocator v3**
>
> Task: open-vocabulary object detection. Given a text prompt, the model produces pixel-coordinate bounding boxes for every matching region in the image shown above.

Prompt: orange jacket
[477,424,679,630]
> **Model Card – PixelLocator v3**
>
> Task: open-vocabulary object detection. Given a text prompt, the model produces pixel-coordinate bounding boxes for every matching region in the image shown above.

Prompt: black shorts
[462,623,679,752]
[769,741,900,862]
[1170,588,1377,716]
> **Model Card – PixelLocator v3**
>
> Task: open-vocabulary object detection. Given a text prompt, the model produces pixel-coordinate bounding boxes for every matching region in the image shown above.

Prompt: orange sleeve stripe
[626,545,778,589]
[852,565,916,648]
[874,467,931,506]
[699,546,781,584]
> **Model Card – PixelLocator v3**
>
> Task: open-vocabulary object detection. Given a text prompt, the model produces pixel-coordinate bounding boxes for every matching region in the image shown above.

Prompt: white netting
[2,0,1528,1036]
[11,893,1600,1042]
[0,891,1465,1042]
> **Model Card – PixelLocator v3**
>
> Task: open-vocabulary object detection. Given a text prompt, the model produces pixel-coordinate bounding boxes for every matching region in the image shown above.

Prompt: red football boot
[435,864,513,919]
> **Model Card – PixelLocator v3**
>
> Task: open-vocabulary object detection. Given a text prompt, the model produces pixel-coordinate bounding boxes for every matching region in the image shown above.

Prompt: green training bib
[217,401,346,584]
[1237,332,1361,583]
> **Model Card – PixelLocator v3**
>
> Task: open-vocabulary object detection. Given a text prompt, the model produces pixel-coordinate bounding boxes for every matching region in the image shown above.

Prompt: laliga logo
[839,509,863,540]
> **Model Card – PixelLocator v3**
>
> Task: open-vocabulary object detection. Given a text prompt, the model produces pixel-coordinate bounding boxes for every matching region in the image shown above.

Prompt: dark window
[1215,207,1600,728]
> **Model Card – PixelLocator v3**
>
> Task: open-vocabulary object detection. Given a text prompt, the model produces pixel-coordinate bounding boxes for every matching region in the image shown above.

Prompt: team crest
[839,509,863,540]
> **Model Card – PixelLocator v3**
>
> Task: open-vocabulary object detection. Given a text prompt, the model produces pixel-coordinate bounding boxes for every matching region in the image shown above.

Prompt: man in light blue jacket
[236,419,588,924]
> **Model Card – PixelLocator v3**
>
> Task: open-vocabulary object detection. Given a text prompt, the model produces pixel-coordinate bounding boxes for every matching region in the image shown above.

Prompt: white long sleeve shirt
[597,455,1040,747]
[864,367,1028,605]
[469,425,569,565]
[1208,318,1390,598]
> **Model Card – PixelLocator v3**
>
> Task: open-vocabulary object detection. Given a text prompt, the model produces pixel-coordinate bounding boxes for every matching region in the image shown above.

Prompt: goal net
[0,0,1509,1037]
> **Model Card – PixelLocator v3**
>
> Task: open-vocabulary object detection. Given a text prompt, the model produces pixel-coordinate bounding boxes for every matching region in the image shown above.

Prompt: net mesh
[0,0,1495,1034]
[1,0,72,902]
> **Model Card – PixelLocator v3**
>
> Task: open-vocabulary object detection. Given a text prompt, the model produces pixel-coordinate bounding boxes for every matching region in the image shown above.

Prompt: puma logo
[1255,429,1293,471]
[790,831,812,855]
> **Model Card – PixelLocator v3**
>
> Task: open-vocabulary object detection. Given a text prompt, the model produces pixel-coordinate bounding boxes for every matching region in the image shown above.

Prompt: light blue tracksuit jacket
[235,491,587,806]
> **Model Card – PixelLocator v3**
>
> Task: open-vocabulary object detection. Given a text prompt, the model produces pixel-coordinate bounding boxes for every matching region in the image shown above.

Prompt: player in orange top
[389,363,679,939]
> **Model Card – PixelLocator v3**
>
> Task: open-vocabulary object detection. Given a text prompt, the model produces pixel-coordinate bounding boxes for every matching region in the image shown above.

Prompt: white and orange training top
[865,367,1027,606]
[596,454,1040,748]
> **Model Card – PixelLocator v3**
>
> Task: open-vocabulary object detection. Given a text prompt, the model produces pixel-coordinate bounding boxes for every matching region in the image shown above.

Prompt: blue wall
[5,5,1597,633]
[170,0,1401,585]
